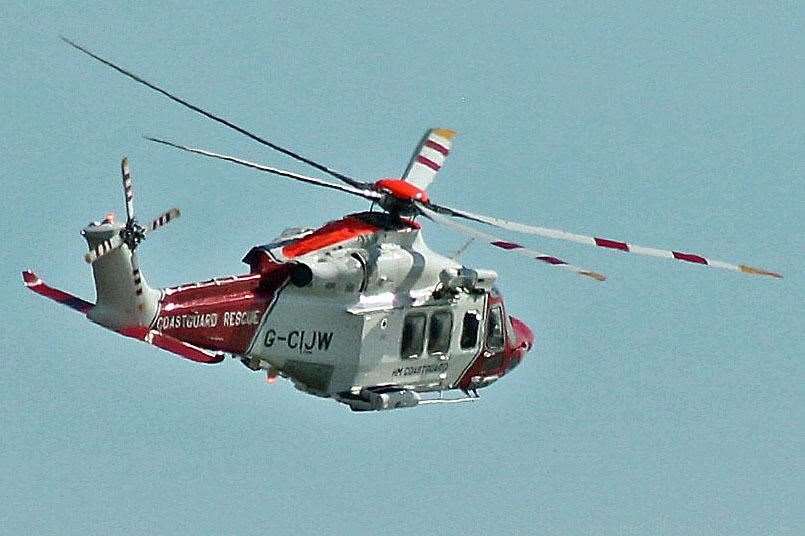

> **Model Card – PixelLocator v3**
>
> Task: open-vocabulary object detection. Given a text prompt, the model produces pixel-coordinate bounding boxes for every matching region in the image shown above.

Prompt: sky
[1,2,802,534]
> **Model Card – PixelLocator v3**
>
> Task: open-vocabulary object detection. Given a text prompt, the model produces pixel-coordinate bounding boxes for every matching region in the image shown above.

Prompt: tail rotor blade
[146,208,181,233]
[417,202,606,282]
[121,156,135,222]
[131,251,144,299]
[428,202,782,279]
[84,234,124,263]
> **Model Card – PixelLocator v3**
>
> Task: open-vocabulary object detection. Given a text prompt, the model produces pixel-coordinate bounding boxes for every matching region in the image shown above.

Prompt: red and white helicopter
[23,39,781,411]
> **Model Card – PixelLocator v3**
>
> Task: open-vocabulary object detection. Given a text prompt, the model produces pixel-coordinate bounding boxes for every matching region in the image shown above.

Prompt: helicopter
[22,39,781,412]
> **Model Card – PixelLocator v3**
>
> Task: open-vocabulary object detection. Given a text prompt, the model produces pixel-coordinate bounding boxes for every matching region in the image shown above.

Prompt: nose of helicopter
[497,316,533,375]
[511,316,535,352]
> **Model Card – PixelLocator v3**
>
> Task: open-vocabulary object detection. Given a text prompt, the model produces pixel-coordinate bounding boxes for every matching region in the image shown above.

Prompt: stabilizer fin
[22,271,94,314]
[117,326,225,364]
[23,271,221,365]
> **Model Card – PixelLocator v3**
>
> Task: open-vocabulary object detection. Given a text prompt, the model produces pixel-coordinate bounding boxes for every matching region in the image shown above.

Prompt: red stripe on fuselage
[282,217,380,258]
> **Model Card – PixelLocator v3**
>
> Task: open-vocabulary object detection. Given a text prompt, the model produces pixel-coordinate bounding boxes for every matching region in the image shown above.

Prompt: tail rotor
[84,157,181,264]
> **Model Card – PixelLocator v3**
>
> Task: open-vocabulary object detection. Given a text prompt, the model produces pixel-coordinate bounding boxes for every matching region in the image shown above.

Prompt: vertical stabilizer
[82,221,160,329]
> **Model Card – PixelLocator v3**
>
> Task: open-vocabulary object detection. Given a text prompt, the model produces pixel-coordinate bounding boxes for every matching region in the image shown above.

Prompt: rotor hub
[373,179,429,204]
[120,220,146,250]
[373,179,429,217]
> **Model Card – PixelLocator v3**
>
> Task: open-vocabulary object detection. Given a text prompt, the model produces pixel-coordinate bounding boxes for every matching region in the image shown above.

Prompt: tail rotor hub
[120,220,146,251]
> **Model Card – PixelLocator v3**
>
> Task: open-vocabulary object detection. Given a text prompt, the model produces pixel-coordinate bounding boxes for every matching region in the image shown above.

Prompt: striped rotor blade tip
[580,271,607,282]
[492,241,607,282]
[403,128,457,190]
[121,157,135,220]
[431,204,782,279]
[418,203,606,282]
[148,208,181,232]
[739,264,782,279]
[84,235,123,263]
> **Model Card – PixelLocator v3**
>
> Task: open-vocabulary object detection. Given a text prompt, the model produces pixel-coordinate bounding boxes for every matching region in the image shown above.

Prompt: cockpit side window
[428,311,453,355]
[401,314,426,358]
[486,306,505,351]
[505,313,517,346]
[460,310,480,350]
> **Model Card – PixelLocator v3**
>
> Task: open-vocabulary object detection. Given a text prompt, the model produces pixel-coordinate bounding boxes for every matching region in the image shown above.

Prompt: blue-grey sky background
[1,2,802,534]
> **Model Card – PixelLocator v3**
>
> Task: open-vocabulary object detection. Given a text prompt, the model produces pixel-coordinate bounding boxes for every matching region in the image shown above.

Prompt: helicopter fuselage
[149,211,534,410]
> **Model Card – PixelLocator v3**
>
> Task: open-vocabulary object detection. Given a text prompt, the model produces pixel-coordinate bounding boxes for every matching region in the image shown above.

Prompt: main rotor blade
[402,128,457,190]
[121,156,134,222]
[146,136,382,201]
[84,234,124,263]
[417,202,606,282]
[428,202,782,279]
[61,37,370,190]
[145,208,181,233]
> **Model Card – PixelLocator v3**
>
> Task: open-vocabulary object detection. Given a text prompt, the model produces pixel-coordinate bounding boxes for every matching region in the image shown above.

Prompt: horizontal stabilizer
[117,326,225,364]
[22,271,94,314]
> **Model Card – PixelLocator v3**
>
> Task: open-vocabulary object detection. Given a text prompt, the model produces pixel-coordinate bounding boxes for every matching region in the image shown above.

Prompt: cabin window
[401,314,426,358]
[428,311,453,355]
[486,306,505,351]
[460,310,480,350]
